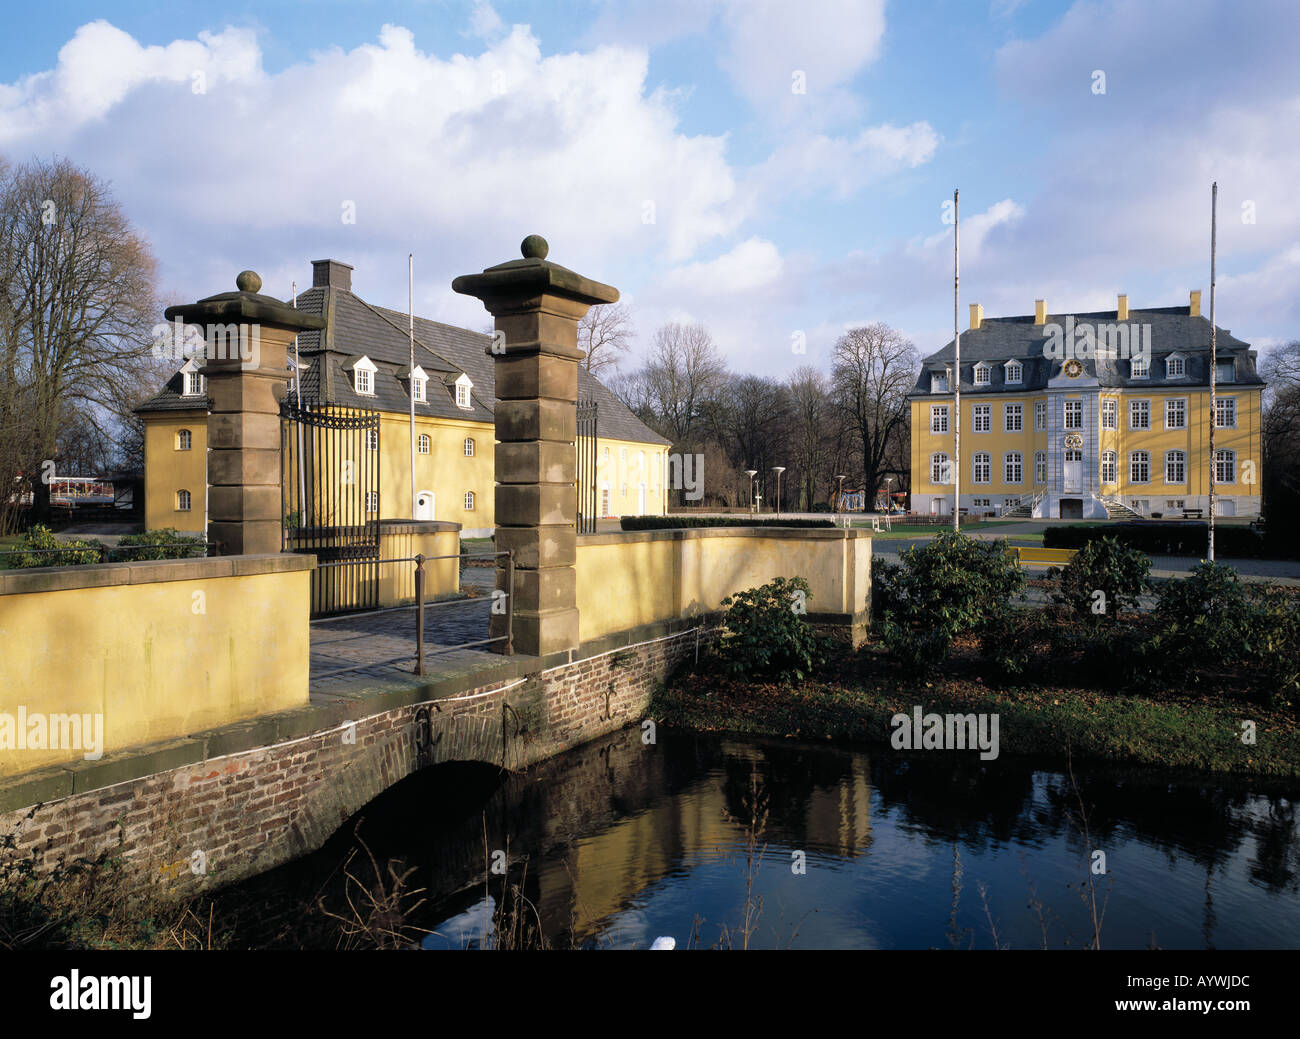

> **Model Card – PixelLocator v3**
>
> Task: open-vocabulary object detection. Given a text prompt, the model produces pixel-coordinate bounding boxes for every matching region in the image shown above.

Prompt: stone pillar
[164,271,326,556]
[453,235,618,658]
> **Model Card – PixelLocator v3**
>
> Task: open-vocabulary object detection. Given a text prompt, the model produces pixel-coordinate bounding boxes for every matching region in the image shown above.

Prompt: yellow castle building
[909,292,1264,520]
[137,259,670,539]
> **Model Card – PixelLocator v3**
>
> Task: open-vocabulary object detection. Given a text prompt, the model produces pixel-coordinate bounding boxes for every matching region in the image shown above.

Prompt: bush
[621,516,834,531]
[873,531,1024,668]
[113,528,207,561]
[810,502,832,512]
[715,576,826,682]
[8,525,103,568]
[1047,536,1151,623]
[978,609,1045,680]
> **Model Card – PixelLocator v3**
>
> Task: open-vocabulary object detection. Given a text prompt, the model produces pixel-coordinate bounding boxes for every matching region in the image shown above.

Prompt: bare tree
[642,322,727,446]
[1261,340,1300,521]
[831,323,919,509]
[578,302,634,378]
[787,366,833,510]
[0,156,161,532]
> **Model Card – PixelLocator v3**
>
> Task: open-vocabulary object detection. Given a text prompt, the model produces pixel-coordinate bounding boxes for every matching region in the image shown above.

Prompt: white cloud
[660,237,784,295]
[467,1,505,41]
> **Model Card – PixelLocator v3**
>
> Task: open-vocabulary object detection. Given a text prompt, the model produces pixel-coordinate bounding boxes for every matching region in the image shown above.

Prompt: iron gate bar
[576,398,597,534]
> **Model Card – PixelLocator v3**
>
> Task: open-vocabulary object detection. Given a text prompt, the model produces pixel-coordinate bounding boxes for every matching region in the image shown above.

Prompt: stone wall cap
[452,235,619,307]
[577,526,870,546]
[0,552,314,596]
[378,519,462,534]
[164,271,327,334]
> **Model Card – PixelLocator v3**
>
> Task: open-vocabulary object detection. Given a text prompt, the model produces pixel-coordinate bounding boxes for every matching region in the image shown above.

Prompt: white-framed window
[972,497,991,508]
[1214,449,1236,484]
[464,491,476,510]
[176,489,191,511]
[1216,360,1234,383]
[463,437,475,457]
[1131,356,1149,379]
[366,429,378,451]
[365,491,378,513]
[176,428,192,451]
[1166,499,1185,510]
[931,372,948,393]
[930,405,949,434]
[412,376,427,403]
[1004,451,1023,484]
[973,452,991,484]
[455,382,471,408]
[1064,400,1082,429]
[1165,398,1186,430]
[1130,450,1150,484]
[1214,397,1237,428]
[1004,403,1023,432]
[184,371,206,397]
[1100,451,1117,485]
[1130,399,1150,430]
[1165,450,1186,484]
[355,368,372,395]
[1101,398,1117,429]
[1165,356,1185,378]
[974,363,991,386]
[930,453,952,485]
[418,434,430,454]
[1005,360,1022,384]
[973,403,991,432]
[1034,450,1047,484]
[1034,401,1047,431]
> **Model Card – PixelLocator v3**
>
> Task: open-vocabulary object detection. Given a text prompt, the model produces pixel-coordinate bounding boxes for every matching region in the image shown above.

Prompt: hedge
[620,516,835,531]
[1043,522,1292,559]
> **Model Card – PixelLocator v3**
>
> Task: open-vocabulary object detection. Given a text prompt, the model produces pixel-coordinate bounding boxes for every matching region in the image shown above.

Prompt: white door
[415,490,435,521]
[1214,499,1235,517]
[1063,450,1082,493]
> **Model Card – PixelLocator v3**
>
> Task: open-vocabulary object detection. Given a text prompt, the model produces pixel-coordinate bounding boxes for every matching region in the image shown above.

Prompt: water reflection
[220,727,1300,949]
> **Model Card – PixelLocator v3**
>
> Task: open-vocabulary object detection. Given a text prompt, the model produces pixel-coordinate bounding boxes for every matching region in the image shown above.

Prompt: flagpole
[953,187,961,532]
[409,253,417,520]
[1208,182,1217,562]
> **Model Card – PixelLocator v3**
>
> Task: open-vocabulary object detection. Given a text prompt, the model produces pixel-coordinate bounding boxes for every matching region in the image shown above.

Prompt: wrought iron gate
[576,397,598,534]
[281,396,381,616]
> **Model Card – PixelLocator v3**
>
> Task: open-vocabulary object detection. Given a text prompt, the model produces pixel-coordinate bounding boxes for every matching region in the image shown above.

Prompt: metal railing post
[414,553,426,675]
[505,548,515,655]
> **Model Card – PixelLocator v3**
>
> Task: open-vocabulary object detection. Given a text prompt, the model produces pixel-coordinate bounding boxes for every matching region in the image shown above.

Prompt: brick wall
[0,626,712,898]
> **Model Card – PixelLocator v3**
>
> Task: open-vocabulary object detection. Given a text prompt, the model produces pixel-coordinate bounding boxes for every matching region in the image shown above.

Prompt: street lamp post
[745,469,758,516]
[771,466,786,518]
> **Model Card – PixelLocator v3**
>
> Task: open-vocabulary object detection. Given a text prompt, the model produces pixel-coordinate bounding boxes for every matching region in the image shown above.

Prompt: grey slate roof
[909,305,1263,396]
[137,266,670,446]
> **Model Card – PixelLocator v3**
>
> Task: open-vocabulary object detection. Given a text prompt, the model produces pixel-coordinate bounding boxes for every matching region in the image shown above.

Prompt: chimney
[1117,293,1129,321]
[312,258,353,292]
[1034,299,1046,325]
[969,303,983,330]
[1189,289,1202,317]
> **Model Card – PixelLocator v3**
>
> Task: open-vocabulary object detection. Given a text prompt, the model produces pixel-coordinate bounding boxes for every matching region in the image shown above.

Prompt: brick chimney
[1117,293,1129,321]
[969,303,983,330]
[1189,290,1202,317]
[1034,299,1046,325]
[312,259,353,292]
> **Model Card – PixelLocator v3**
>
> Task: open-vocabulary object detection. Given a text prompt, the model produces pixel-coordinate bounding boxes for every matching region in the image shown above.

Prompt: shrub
[977,609,1045,680]
[810,502,832,513]
[621,516,834,531]
[715,576,826,682]
[873,531,1024,668]
[8,525,103,568]
[113,528,207,562]
[1047,536,1151,623]
[1043,522,1285,559]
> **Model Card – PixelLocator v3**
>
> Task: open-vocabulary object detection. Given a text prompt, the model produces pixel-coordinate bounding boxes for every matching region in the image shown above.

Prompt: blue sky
[1,0,1296,375]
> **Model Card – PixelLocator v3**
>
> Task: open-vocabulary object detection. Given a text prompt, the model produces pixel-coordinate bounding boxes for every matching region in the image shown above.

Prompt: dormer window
[403,364,428,403]
[179,358,206,397]
[445,372,473,409]
[1165,354,1186,379]
[413,376,426,402]
[345,355,378,396]
[1005,360,1022,384]
[973,363,991,386]
[1131,356,1149,379]
[456,382,469,408]
[930,371,948,393]
[1215,360,1234,383]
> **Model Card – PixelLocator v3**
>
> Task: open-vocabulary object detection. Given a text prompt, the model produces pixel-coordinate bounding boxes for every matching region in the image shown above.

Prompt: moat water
[218,726,1300,949]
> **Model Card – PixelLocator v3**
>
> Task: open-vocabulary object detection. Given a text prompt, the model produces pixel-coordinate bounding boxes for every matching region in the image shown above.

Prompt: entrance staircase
[1002,487,1046,519]
[1095,495,1142,519]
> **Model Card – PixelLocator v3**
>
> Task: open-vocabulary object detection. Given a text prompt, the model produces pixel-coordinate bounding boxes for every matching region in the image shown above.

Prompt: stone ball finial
[236,270,262,294]
[520,235,549,260]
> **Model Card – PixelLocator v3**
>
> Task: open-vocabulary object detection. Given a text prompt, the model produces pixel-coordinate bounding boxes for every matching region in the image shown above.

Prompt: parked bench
[1182,508,1204,519]
[1010,545,1078,567]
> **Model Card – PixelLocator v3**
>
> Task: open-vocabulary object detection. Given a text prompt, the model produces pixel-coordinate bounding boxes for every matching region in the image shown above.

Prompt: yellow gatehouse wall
[574,527,872,644]
[143,412,207,535]
[0,554,312,777]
